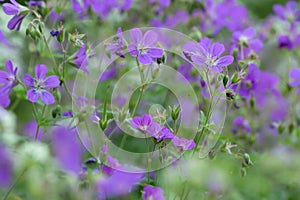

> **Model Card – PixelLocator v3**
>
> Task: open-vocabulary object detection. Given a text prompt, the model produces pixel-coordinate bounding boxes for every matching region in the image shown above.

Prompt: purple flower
[3,0,28,31]
[28,1,43,6]
[289,68,300,87]
[62,111,73,117]
[23,120,44,141]
[172,136,195,151]
[23,64,60,105]
[278,35,293,50]
[0,60,18,94]
[0,145,13,188]
[232,116,251,134]
[273,1,300,23]
[146,122,174,141]
[130,114,153,131]
[239,63,287,122]
[232,27,263,58]
[184,37,234,73]
[142,185,165,200]
[70,44,89,74]
[96,170,144,199]
[107,27,125,58]
[196,0,249,35]
[50,30,60,37]
[0,93,10,108]
[128,28,163,65]
[51,126,82,173]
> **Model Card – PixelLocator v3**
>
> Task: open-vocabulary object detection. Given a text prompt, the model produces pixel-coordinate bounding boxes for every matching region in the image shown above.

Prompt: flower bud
[231,72,239,84]
[99,119,108,131]
[243,153,253,166]
[52,105,62,118]
[171,105,180,121]
[223,75,229,87]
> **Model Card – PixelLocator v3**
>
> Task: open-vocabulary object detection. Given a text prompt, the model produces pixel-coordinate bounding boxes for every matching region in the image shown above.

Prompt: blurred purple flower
[28,1,42,6]
[197,0,249,35]
[142,185,165,200]
[0,145,13,188]
[130,114,153,131]
[107,27,125,58]
[23,64,60,105]
[3,0,28,31]
[172,136,195,150]
[232,27,263,58]
[61,111,73,118]
[0,30,9,45]
[184,37,234,73]
[0,60,18,94]
[0,93,10,108]
[289,68,300,87]
[51,126,82,173]
[273,1,300,23]
[278,35,293,50]
[239,63,287,122]
[70,44,89,74]
[23,120,43,141]
[232,116,251,134]
[49,11,65,22]
[128,28,163,65]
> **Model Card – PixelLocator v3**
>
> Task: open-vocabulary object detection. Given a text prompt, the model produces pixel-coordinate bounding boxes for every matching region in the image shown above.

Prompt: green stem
[35,104,47,141]
[2,168,28,200]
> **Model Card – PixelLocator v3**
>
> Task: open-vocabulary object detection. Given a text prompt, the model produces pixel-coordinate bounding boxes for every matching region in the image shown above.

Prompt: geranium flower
[146,122,174,141]
[184,37,234,73]
[172,136,195,150]
[107,27,125,58]
[23,64,60,105]
[0,60,18,94]
[130,114,153,131]
[273,1,300,23]
[142,185,165,200]
[232,116,251,134]
[128,28,163,65]
[3,0,29,31]
[232,27,263,58]
[69,44,89,74]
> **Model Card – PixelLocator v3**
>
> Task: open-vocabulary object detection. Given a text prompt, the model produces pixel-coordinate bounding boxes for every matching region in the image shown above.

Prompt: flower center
[35,79,45,90]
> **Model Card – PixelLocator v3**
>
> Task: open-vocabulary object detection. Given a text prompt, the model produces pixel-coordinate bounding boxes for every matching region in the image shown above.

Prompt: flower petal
[27,88,39,103]
[128,43,138,56]
[147,48,163,58]
[23,74,35,87]
[143,30,158,47]
[248,39,263,52]
[7,14,25,30]
[191,55,206,66]
[0,93,10,108]
[43,75,60,88]
[3,3,19,15]
[5,60,14,75]
[35,64,48,80]
[0,71,9,84]
[243,27,256,39]
[130,28,142,44]
[217,55,234,67]
[40,90,55,104]
[210,43,224,57]
[138,53,152,65]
